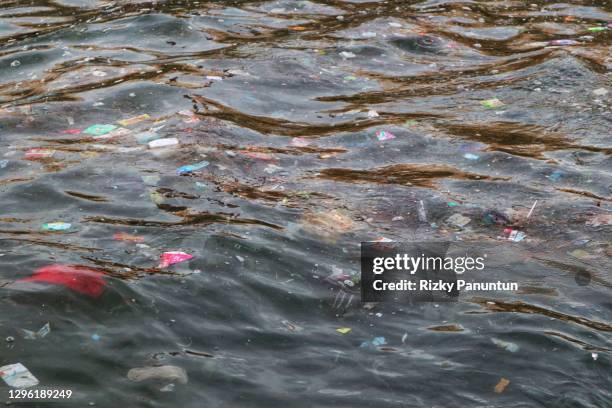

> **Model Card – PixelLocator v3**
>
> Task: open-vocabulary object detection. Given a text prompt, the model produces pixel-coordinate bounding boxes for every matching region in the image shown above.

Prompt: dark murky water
[1,0,611,406]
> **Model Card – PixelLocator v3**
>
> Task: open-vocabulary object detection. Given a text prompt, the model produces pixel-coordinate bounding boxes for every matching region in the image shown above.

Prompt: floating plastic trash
[372,337,387,346]
[177,161,209,175]
[291,137,310,147]
[375,130,396,141]
[18,264,107,298]
[62,128,81,134]
[118,114,150,127]
[127,365,188,384]
[548,170,564,182]
[503,228,525,242]
[24,148,55,160]
[481,98,504,109]
[417,200,428,223]
[0,363,39,388]
[548,39,578,46]
[83,124,117,136]
[41,222,71,231]
[339,51,356,58]
[336,327,351,334]
[136,132,163,144]
[21,323,50,340]
[159,251,194,268]
[94,127,131,140]
[491,337,519,352]
[494,378,510,394]
[149,138,178,149]
[464,153,479,160]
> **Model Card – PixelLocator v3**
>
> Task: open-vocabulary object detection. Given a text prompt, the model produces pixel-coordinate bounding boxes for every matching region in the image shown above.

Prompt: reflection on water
[0,0,610,406]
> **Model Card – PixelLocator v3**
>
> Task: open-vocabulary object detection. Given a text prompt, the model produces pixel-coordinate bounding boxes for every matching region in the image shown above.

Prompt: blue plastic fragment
[372,337,387,346]
[177,161,210,175]
[549,170,564,182]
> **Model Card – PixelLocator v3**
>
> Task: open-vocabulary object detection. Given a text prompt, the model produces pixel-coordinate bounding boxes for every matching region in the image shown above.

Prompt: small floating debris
[548,170,564,182]
[136,132,162,144]
[149,137,178,149]
[339,51,356,59]
[41,222,71,231]
[127,365,188,384]
[159,251,194,268]
[94,127,131,140]
[177,161,209,175]
[336,327,352,334]
[83,124,117,137]
[491,337,519,352]
[502,228,525,242]
[417,200,428,223]
[481,98,505,109]
[62,128,81,135]
[464,153,479,160]
[21,323,50,340]
[291,137,311,147]
[494,377,510,394]
[375,130,396,141]
[526,200,538,219]
[548,39,579,46]
[360,336,387,348]
[118,114,150,127]
[0,363,39,388]
[372,337,387,346]
[24,148,55,160]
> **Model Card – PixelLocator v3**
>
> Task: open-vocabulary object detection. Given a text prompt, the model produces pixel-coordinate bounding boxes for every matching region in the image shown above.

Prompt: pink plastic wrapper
[159,252,194,268]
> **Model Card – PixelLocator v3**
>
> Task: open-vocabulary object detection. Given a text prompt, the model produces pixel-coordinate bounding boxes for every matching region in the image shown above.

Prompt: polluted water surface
[0,0,610,407]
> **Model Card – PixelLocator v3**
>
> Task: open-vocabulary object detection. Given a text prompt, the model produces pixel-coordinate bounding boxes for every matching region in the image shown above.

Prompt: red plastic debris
[18,264,107,298]
[24,148,54,160]
[62,129,81,134]
[159,252,193,268]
